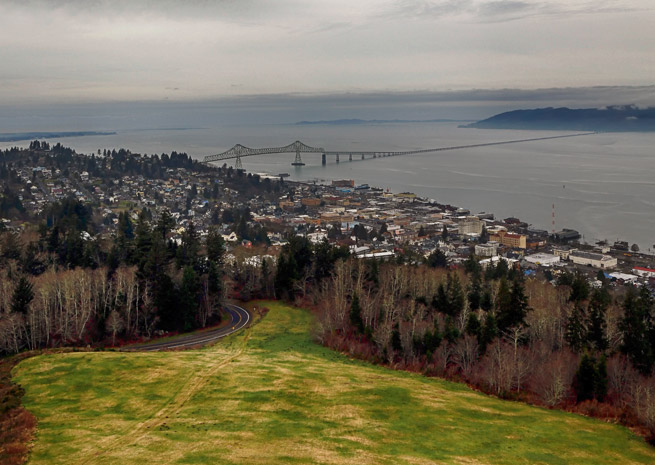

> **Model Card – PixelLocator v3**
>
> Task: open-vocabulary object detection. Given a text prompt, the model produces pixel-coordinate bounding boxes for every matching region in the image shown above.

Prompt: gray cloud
[1,1,654,104]
[477,1,535,18]
[384,0,652,22]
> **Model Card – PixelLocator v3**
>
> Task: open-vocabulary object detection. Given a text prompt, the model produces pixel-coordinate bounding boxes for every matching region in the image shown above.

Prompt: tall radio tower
[552,203,556,234]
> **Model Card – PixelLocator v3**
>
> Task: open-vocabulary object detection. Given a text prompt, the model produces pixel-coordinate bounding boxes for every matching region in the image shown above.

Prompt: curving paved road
[121,304,251,352]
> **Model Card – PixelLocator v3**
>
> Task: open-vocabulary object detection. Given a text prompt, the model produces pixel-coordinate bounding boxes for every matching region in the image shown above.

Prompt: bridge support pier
[321,153,326,165]
[362,154,365,160]
[291,149,305,166]
[336,154,340,163]
[235,156,243,170]
[373,153,376,158]
[349,153,352,161]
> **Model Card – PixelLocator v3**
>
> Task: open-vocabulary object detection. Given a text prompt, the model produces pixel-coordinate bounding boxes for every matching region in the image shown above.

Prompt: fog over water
[2,116,653,252]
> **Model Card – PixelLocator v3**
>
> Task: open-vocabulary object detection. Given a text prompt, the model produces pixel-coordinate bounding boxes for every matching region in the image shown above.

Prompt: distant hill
[0,131,116,142]
[295,118,472,125]
[463,105,655,132]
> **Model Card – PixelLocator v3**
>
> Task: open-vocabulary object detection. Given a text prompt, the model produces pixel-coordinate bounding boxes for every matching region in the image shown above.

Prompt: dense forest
[0,207,227,351]
[269,239,655,442]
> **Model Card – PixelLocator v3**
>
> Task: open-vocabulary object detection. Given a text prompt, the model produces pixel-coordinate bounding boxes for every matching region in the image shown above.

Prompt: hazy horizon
[2,86,655,134]
[2,1,654,105]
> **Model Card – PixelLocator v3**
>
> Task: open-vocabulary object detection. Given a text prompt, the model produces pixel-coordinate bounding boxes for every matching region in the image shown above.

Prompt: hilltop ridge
[464,105,655,132]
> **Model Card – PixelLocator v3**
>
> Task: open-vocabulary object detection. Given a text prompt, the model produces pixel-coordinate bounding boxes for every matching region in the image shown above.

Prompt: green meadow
[13,302,655,465]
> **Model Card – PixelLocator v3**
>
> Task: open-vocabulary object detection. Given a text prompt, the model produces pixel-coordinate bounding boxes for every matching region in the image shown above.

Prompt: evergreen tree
[391,323,402,353]
[176,221,200,269]
[468,277,482,311]
[444,316,460,343]
[180,266,200,331]
[155,209,175,240]
[484,261,496,282]
[313,239,335,281]
[47,225,59,253]
[205,227,225,265]
[116,211,134,263]
[432,282,448,313]
[117,211,134,239]
[350,293,363,333]
[464,254,481,275]
[427,249,448,268]
[424,327,442,354]
[153,273,181,331]
[11,276,34,315]
[0,231,22,261]
[441,224,449,242]
[619,287,654,374]
[494,277,511,325]
[260,258,271,298]
[493,259,509,280]
[574,353,608,402]
[134,210,152,267]
[575,353,598,402]
[497,276,531,333]
[207,259,223,298]
[587,288,609,352]
[274,253,299,300]
[569,273,590,303]
[465,312,482,338]
[480,312,498,353]
[366,258,379,287]
[595,355,608,400]
[566,303,588,352]
[480,286,493,312]
[446,273,465,318]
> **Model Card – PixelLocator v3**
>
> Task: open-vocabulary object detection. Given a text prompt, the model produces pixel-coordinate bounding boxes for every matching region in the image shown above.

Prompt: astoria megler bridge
[203,133,595,169]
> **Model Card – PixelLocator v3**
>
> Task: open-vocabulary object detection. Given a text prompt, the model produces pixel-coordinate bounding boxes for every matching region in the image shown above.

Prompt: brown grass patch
[0,353,38,465]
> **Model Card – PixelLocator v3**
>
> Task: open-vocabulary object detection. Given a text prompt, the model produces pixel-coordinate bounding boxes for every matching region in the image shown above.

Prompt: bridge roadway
[203,132,596,166]
[121,304,251,352]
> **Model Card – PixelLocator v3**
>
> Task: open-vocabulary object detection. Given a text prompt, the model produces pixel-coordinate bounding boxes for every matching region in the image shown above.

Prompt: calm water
[2,123,654,251]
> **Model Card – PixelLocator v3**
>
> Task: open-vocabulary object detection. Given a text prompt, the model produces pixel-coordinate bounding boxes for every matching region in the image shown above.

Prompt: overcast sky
[1,0,654,105]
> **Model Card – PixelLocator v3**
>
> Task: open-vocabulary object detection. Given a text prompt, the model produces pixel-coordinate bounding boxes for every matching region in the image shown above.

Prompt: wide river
[2,123,654,251]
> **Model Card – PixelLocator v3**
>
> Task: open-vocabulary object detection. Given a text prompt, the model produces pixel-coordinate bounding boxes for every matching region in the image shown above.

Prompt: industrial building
[569,250,617,269]
[552,229,581,242]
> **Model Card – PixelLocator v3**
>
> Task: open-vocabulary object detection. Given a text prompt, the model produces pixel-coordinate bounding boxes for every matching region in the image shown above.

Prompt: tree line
[284,253,655,442]
[0,205,226,352]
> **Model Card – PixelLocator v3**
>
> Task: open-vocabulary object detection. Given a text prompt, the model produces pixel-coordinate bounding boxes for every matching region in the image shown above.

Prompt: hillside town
[3,143,654,292]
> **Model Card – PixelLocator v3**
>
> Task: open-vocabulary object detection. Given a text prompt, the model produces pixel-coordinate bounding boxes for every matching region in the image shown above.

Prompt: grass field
[13,302,655,465]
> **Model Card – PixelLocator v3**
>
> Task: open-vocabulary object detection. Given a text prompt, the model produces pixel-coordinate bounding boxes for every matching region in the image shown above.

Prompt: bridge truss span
[203,133,595,168]
[204,140,325,167]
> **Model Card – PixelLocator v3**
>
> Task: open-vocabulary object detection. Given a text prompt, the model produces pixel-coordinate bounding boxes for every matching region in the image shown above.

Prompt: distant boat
[355,184,370,190]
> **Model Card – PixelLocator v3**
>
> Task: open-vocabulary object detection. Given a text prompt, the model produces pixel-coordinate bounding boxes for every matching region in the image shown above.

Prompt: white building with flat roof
[633,266,655,278]
[609,272,638,283]
[525,253,560,267]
